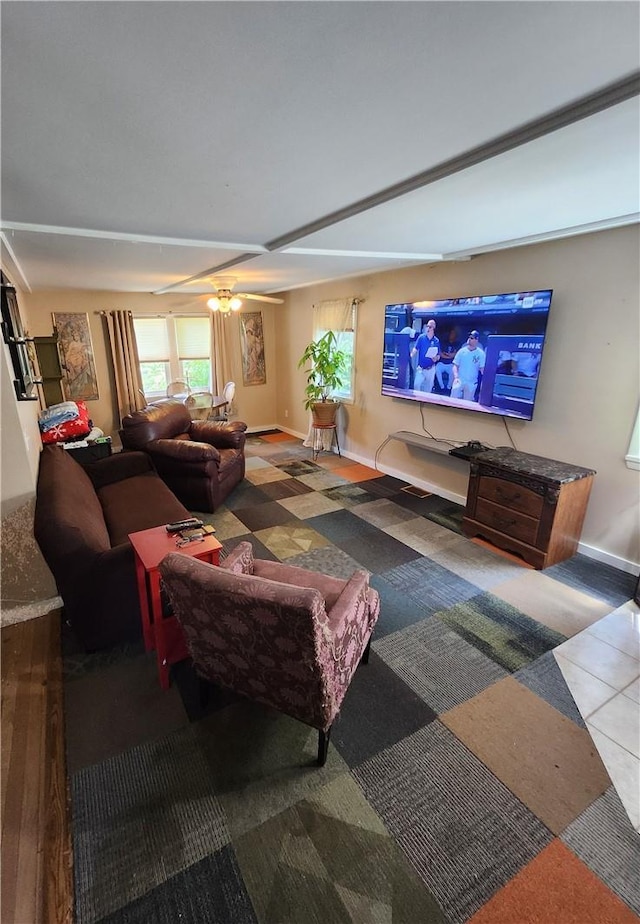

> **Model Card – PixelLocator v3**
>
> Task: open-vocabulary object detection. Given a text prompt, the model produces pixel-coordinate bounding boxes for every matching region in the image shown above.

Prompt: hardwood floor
[1,611,72,924]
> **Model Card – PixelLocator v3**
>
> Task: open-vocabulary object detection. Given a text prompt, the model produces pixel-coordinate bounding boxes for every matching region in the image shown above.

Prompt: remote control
[165,517,204,533]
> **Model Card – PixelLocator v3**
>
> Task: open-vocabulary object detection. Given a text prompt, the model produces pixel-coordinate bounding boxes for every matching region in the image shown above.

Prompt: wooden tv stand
[462,448,595,569]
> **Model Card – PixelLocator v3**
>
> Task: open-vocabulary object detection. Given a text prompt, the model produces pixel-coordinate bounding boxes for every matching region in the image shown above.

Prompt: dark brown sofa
[34,445,189,650]
[119,400,247,513]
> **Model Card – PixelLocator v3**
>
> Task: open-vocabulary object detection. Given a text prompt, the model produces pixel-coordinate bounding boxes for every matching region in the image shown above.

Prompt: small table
[311,423,341,461]
[129,525,222,689]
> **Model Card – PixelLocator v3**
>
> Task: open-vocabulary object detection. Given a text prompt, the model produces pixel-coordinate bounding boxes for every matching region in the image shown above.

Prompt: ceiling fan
[187,276,284,314]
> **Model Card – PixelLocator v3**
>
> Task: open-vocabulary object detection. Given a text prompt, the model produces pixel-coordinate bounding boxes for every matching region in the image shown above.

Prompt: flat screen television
[382,289,553,421]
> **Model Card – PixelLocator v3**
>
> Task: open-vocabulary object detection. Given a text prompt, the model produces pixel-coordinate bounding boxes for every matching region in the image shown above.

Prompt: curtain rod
[95,310,209,318]
[312,297,363,309]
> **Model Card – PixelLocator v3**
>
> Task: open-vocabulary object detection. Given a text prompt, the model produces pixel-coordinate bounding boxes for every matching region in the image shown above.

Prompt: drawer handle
[494,517,517,530]
[496,487,521,502]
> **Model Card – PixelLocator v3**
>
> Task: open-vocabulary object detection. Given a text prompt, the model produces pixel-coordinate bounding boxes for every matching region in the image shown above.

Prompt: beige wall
[277,226,640,570]
[3,224,638,569]
[18,290,281,439]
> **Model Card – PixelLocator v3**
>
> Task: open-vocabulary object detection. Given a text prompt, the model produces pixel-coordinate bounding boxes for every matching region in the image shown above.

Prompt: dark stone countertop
[475,448,596,484]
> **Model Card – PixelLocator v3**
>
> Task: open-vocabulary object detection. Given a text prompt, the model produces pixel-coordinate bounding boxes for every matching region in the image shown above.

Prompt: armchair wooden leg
[317,726,332,767]
[362,637,372,664]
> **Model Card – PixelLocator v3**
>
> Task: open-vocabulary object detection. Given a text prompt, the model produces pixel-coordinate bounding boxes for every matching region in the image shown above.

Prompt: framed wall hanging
[239,311,266,386]
[52,312,99,401]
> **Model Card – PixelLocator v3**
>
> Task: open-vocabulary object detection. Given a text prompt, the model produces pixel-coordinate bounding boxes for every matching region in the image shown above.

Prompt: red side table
[129,525,222,690]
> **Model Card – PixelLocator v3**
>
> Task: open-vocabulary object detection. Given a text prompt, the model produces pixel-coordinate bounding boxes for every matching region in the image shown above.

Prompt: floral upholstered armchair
[158,542,380,765]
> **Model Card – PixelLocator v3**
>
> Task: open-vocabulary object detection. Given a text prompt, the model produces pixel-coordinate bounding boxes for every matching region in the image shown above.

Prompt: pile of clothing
[38,400,92,444]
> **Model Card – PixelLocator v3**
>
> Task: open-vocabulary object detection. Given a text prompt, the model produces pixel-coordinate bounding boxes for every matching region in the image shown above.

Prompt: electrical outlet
[284,409,289,418]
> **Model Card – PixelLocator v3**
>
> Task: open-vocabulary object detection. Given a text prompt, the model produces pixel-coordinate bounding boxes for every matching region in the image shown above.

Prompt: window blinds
[134,318,169,361]
[175,317,210,359]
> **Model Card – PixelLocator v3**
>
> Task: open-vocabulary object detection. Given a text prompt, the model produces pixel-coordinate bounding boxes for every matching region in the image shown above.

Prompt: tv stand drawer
[477,475,543,518]
[474,497,539,545]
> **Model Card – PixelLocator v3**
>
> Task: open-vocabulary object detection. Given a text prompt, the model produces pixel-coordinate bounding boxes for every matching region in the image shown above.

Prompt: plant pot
[311,400,339,426]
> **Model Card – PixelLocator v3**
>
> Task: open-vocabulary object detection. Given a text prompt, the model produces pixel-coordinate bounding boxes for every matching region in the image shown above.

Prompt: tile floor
[554,600,640,831]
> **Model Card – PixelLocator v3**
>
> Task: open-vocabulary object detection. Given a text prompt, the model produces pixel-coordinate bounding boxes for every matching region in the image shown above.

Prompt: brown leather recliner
[119,399,247,512]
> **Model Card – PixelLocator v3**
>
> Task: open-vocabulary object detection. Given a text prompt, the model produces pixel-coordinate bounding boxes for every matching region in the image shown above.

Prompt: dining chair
[166,380,191,399]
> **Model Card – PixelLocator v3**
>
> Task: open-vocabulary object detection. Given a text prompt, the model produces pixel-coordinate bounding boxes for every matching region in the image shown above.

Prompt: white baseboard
[576,543,639,575]
[283,436,639,576]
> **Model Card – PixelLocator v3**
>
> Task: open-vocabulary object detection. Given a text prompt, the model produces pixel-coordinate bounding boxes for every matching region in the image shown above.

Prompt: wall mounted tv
[382,289,553,421]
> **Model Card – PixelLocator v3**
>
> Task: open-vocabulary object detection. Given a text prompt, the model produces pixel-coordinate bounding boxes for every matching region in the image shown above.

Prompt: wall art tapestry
[240,311,266,386]
[52,312,99,401]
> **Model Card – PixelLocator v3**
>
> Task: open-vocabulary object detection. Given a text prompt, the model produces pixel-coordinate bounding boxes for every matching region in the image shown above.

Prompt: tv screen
[382,289,553,421]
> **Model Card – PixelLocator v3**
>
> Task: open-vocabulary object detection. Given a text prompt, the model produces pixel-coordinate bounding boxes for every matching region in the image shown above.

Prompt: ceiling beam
[265,71,640,252]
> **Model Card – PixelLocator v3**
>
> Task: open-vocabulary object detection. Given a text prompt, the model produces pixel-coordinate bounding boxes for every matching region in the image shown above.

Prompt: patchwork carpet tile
[306,508,375,543]
[441,676,611,834]
[368,574,432,638]
[71,725,230,923]
[374,616,509,713]
[349,497,419,529]
[255,477,314,501]
[308,511,424,572]
[282,546,366,581]
[64,654,187,774]
[391,489,442,515]
[232,501,298,532]
[331,651,437,768]
[252,523,332,559]
[330,462,383,482]
[98,848,259,924]
[544,554,638,608]
[424,532,529,590]
[313,451,353,470]
[244,456,274,470]
[381,557,483,616]
[384,515,469,558]
[259,431,298,443]
[60,434,640,924]
[561,786,640,916]
[354,720,553,924]
[321,483,379,508]
[425,502,464,535]
[276,491,344,520]
[221,534,280,563]
[196,506,249,540]
[272,459,320,476]
[490,569,614,637]
[360,474,411,498]
[296,470,351,491]
[193,702,349,839]
[222,482,271,511]
[513,650,587,727]
[244,466,292,485]
[336,525,424,574]
[233,773,448,924]
[467,839,639,924]
[437,591,567,672]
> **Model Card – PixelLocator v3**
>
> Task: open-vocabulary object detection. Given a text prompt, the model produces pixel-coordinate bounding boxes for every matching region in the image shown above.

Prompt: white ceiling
[1,2,639,301]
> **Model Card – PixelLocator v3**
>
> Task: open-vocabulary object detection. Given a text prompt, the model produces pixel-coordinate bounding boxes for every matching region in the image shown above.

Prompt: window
[313,298,357,403]
[133,316,211,397]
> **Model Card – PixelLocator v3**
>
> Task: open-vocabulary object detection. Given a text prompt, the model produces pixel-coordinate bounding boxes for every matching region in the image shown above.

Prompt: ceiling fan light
[230,297,242,311]
[207,296,220,311]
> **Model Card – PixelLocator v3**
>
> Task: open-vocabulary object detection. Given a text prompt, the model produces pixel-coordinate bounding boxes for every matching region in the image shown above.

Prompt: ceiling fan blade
[238,293,284,304]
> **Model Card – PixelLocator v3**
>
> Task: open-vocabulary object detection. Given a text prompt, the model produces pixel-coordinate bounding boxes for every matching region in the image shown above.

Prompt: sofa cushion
[253,560,347,611]
[98,472,189,547]
[35,446,111,554]
[120,400,192,449]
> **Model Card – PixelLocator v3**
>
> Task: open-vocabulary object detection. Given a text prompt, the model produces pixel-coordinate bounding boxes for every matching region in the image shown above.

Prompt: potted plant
[298,330,348,425]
